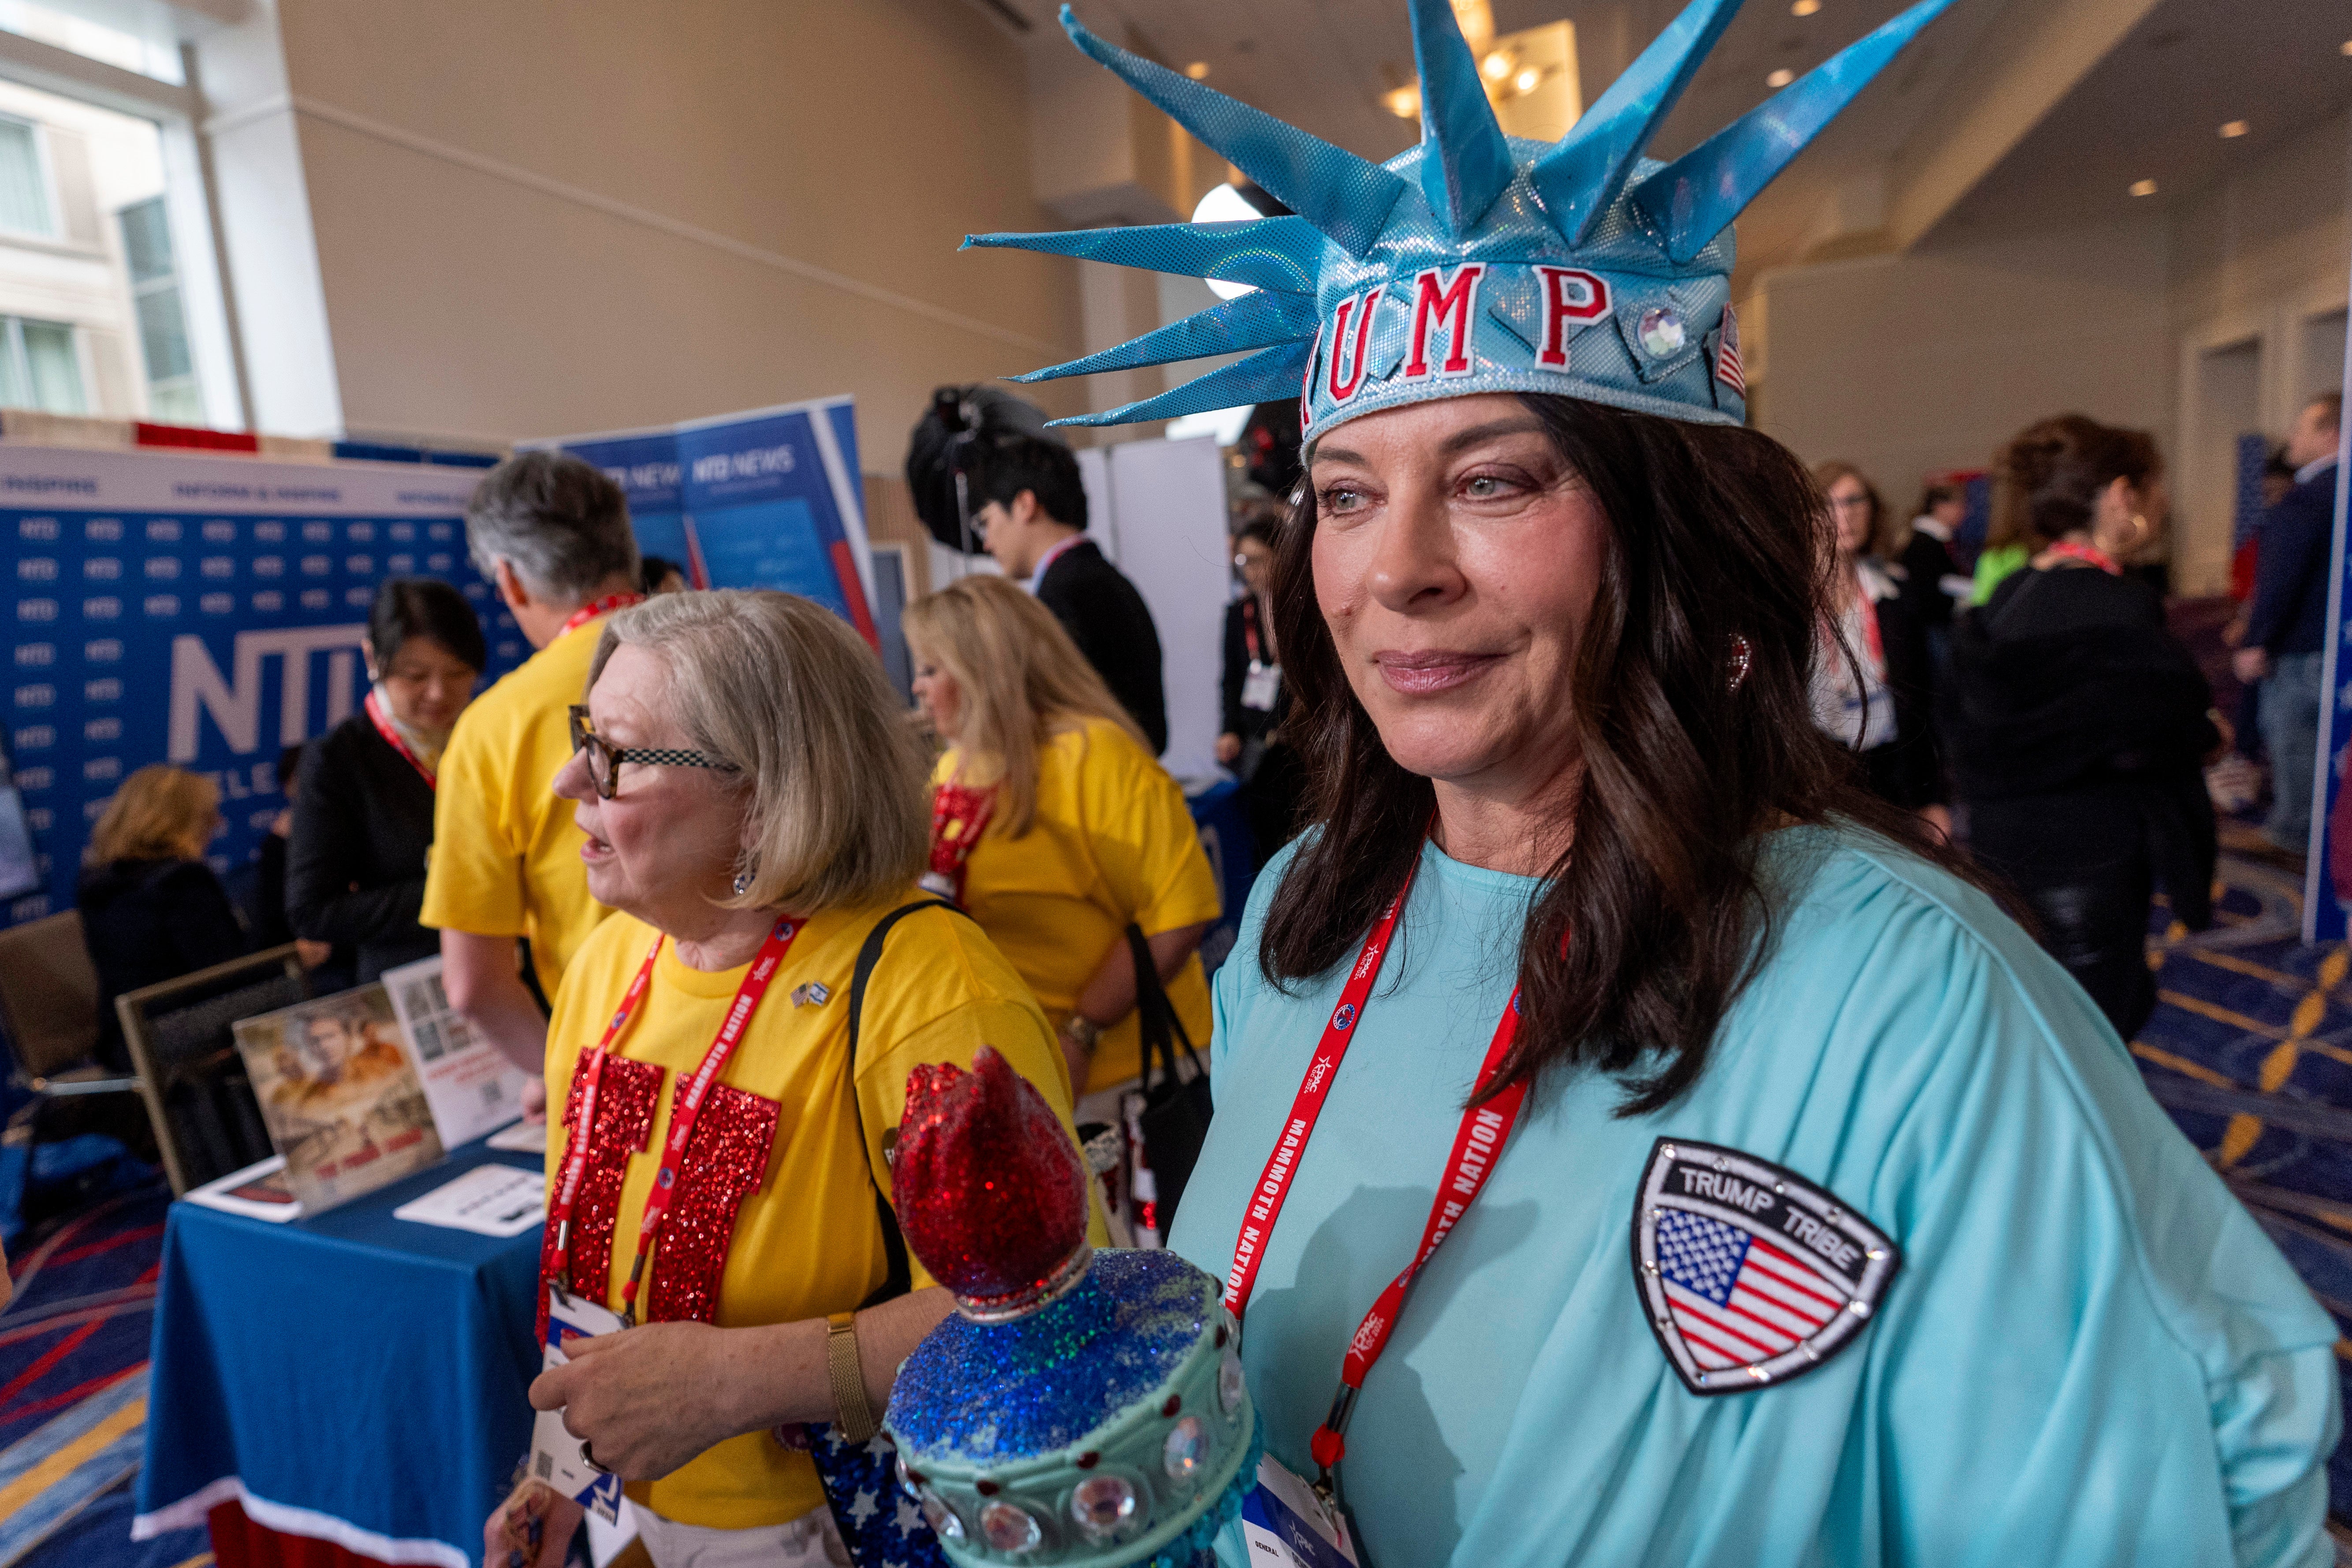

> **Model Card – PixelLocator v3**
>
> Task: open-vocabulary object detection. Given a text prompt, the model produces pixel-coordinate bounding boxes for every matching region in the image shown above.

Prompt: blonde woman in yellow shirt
[487,588,1093,1568]
[904,576,1219,1233]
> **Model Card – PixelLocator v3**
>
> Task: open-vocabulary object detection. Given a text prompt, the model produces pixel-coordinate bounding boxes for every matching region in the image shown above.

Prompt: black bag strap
[847,898,971,1309]
[1125,923,1204,1091]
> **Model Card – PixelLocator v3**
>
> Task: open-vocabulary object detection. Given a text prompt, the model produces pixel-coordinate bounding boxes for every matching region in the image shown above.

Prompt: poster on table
[231,983,443,1213]
[530,395,879,647]
[0,444,521,932]
[380,953,534,1147]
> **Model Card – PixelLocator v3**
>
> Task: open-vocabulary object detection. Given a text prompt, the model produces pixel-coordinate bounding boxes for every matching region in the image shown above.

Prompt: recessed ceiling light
[1383,84,1421,119]
[1483,51,1511,82]
[1792,0,1821,14]
[2130,178,2158,197]
[1515,67,1541,93]
[2341,38,2352,56]
[2219,119,2248,138]
[1184,61,1210,80]
[1766,67,1796,88]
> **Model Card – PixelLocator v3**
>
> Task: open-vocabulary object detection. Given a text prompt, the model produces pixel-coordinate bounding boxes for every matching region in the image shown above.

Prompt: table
[133,1137,544,1568]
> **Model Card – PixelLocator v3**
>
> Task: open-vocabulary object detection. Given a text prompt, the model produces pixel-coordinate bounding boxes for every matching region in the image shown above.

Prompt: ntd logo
[168,625,365,762]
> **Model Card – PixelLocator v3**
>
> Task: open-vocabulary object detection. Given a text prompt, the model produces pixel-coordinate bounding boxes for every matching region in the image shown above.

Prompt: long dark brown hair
[1262,394,1983,1115]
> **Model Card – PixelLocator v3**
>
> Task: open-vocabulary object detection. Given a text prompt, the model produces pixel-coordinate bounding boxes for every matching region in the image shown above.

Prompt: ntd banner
[535,396,876,646]
[2,445,518,929]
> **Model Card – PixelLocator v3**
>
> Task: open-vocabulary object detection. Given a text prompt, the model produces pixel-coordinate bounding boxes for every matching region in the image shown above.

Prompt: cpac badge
[1631,1138,1899,1396]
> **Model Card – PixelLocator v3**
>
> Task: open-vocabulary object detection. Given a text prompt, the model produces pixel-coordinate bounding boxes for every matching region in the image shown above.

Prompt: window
[119,194,194,421]
[0,116,50,237]
[0,314,84,413]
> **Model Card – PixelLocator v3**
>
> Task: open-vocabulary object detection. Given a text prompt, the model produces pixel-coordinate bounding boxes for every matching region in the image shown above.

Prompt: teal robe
[1170,826,2338,1567]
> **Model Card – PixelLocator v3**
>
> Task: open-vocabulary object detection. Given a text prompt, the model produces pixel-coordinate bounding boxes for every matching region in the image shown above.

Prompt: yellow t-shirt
[935,718,1220,1096]
[419,616,611,999]
[543,893,1094,1530]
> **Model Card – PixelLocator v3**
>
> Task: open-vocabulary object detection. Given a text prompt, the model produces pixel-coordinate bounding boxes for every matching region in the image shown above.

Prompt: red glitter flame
[895,1046,1088,1310]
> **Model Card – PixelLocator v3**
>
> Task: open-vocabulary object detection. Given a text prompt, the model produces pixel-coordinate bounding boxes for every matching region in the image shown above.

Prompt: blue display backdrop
[2,446,519,931]
[535,396,876,645]
[2307,291,2352,942]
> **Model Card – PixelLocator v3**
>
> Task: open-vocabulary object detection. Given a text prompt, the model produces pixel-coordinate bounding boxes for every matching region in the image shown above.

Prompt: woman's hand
[484,1480,578,1568]
[529,1321,737,1480]
[1215,732,1242,766]
[294,939,333,970]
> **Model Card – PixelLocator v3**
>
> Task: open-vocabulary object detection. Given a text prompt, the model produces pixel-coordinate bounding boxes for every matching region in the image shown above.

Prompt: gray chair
[0,910,143,1111]
[116,944,310,1195]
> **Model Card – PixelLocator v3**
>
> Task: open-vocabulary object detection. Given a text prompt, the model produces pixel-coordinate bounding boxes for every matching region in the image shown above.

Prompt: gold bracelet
[826,1311,878,1443]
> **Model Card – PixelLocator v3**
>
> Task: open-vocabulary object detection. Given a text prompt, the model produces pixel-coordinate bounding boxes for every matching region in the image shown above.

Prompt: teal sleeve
[1853,912,2338,1568]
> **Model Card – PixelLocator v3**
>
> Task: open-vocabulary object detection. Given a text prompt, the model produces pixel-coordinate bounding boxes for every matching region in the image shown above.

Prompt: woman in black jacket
[1215,517,1307,858]
[79,764,252,1069]
[287,578,483,981]
[1954,414,2217,1041]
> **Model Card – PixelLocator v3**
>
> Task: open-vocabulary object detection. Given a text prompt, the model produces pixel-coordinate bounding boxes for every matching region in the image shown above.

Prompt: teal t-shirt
[1170,825,2339,1568]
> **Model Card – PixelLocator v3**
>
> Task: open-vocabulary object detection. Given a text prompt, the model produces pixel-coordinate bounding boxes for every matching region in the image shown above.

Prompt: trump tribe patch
[1632,1138,1900,1395]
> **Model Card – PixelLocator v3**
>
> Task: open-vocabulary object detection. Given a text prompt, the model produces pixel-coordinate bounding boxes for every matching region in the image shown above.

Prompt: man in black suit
[971,434,1169,753]
[2237,390,2344,857]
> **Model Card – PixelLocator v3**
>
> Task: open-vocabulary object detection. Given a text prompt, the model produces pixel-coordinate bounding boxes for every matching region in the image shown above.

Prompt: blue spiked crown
[967,0,1953,439]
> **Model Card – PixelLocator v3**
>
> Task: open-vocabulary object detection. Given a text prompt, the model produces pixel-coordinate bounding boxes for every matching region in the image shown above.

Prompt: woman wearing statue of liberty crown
[953,1,2339,1563]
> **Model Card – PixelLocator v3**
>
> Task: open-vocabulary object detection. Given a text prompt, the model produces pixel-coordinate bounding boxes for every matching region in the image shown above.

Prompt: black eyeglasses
[567,705,728,800]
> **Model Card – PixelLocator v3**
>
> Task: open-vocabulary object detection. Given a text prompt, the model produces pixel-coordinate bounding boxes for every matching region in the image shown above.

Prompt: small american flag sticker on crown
[1714,305,1745,398]
[1632,1137,1898,1395]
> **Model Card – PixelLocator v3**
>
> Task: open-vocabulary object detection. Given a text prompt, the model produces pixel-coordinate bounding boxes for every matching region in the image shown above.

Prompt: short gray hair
[587,590,927,914]
[465,451,638,602]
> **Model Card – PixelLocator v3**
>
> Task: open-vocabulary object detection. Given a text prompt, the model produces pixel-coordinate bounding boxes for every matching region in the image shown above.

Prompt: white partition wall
[1088,435,1231,782]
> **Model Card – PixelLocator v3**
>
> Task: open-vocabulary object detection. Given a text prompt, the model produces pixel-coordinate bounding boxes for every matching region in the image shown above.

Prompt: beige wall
[1748,109,2352,597]
[1747,211,2174,518]
[2167,112,2350,594]
[268,0,1088,456]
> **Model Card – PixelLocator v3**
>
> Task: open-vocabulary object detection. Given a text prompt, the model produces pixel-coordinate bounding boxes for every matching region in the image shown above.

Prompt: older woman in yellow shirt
[485,589,1093,1568]
[904,576,1219,1232]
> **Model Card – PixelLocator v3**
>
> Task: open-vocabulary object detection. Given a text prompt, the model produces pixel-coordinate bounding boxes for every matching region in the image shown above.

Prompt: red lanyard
[1223,856,1532,1485]
[2046,540,2121,575]
[561,592,645,636]
[1241,596,1264,668]
[544,916,801,1324]
[923,781,995,905]
[362,689,436,789]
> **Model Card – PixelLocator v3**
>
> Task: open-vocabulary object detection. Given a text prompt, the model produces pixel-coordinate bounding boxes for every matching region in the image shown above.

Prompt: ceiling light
[2219,119,2248,138]
[1791,0,1821,14]
[2130,178,2158,197]
[1765,67,1796,88]
[1184,61,1210,80]
[2342,38,2352,56]
[1483,51,1511,81]
[1515,67,1541,93]
[1383,84,1421,119]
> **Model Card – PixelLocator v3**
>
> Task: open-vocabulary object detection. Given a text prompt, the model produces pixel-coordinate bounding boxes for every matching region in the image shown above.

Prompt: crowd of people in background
[1805,394,2345,1041]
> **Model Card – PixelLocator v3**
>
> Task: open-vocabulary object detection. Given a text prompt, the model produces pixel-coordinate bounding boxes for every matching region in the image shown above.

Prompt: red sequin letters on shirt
[537,1053,663,1341]
[644,1084,781,1324]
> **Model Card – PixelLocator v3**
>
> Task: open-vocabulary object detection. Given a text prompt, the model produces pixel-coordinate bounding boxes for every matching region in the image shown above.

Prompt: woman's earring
[732,868,755,897]
[1727,634,1753,694]
[2129,512,2151,544]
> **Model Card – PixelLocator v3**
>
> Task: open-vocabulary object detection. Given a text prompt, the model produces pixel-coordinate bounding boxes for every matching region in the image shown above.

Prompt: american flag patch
[1633,1138,1897,1395]
[1715,305,1745,396]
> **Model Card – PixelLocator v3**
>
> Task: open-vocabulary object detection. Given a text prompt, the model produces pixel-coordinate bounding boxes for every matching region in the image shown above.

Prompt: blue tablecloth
[135,1138,544,1568]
